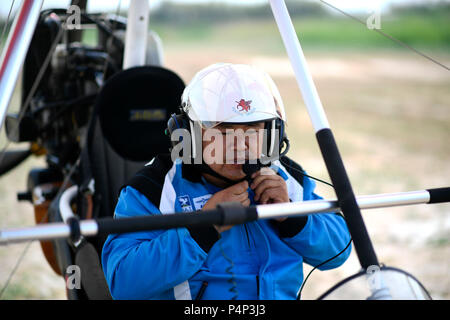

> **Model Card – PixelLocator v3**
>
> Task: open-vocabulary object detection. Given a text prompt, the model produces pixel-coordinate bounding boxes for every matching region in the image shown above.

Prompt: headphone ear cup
[263,119,286,160]
[166,114,177,137]
[278,119,290,156]
[178,114,190,131]
[166,113,190,148]
[167,113,190,133]
[278,119,286,142]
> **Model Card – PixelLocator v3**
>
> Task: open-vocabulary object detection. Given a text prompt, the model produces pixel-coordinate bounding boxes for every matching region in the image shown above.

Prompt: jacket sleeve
[275,175,352,270]
[101,186,208,300]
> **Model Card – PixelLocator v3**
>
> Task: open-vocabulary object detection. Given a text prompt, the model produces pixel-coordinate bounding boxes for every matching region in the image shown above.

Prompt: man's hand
[250,167,289,222]
[250,167,289,204]
[202,180,250,233]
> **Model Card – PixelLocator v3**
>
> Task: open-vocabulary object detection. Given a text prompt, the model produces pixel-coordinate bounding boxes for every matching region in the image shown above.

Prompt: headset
[166,107,290,167]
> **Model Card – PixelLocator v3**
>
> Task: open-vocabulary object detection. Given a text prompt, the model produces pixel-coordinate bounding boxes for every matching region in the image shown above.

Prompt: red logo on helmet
[235,99,252,113]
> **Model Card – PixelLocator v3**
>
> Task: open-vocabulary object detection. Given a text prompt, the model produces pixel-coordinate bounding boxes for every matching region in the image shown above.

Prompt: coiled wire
[218,236,238,300]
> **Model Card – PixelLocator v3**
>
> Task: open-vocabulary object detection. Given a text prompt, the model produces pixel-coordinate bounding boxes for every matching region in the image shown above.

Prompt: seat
[49,65,185,299]
[81,65,185,252]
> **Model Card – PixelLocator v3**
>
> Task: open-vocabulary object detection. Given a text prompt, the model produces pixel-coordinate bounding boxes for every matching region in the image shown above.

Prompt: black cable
[297,237,353,300]
[37,93,97,134]
[280,157,350,300]
[279,157,334,188]
[278,158,354,300]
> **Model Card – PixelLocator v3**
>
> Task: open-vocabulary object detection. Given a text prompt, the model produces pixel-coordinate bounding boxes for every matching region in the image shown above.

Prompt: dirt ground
[0,47,448,300]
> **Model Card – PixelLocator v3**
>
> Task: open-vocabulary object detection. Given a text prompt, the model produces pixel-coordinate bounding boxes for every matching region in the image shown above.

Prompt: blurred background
[0,0,449,299]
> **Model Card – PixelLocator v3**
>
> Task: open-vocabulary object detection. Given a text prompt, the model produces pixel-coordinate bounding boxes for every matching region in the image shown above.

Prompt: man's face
[202,122,265,181]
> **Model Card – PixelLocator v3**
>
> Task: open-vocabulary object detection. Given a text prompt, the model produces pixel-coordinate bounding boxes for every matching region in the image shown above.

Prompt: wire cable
[0,26,64,168]
[278,158,354,300]
[0,157,80,299]
[297,237,353,300]
[0,0,16,50]
[280,157,334,188]
[318,0,449,71]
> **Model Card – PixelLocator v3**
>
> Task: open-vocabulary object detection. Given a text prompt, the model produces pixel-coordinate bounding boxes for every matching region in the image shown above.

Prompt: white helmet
[169,63,289,167]
[181,63,287,128]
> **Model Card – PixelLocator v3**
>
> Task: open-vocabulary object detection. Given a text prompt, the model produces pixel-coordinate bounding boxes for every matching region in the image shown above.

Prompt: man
[102,63,351,300]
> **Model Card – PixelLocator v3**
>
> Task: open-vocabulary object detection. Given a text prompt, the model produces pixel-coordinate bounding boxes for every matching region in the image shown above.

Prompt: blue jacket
[101,156,351,300]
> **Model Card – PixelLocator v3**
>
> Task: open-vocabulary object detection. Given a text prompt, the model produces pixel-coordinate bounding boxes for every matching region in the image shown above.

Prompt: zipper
[195,281,208,300]
[243,224,251,248]
[256,275,260,297]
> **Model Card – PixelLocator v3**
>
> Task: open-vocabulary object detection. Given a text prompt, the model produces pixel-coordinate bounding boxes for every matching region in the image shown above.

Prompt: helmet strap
[191,158,270,188]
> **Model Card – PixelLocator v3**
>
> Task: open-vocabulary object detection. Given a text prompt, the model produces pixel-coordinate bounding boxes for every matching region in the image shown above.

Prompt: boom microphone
[242,159,266,183]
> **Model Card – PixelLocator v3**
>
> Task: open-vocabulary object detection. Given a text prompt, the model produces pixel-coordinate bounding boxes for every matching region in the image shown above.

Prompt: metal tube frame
[0,189,435,245]
[122,0,149,69]
[0,0,44,131]
[269,0,379,269]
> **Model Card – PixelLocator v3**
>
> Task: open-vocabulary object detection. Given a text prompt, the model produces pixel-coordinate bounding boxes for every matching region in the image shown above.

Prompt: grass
[146,14,450,52]
[60,13,450,55]
[1,279,36,300]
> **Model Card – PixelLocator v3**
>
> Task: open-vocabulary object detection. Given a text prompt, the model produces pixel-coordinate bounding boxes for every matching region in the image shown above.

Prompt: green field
[2,9,449,53]
[146,14,450,52]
